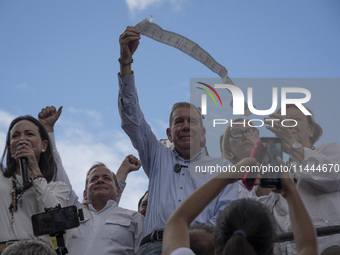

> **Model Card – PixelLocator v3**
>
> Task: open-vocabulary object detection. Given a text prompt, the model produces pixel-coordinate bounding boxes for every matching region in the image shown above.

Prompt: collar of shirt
[87,200,118,213]
[172,147,207,163]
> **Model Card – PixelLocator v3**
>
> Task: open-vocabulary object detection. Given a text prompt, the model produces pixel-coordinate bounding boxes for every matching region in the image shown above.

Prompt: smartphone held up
[259,137,282,189]
[242,137,283,190]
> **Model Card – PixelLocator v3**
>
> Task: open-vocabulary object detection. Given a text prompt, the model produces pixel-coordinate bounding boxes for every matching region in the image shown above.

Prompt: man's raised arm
[119,26,140,77]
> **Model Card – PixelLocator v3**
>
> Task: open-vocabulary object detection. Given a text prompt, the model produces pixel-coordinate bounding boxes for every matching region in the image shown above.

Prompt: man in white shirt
[65,162,144,255]
[38,106,144,255]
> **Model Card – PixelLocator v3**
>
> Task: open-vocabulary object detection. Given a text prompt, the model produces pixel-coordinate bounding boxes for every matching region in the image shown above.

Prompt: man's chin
[90,192,116,201]
[178,138,191,144]
[174,140,190,149]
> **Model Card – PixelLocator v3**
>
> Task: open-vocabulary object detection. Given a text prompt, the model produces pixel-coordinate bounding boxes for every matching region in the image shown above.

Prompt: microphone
[16,142,31,187]
[174,163,188,173]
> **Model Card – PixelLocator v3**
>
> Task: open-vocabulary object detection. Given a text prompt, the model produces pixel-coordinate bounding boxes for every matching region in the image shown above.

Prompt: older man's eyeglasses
[229,127,259,141]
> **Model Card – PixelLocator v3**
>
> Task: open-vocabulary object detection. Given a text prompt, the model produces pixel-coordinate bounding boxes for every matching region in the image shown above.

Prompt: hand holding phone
[242,140,266,190]
[259,137,282,189]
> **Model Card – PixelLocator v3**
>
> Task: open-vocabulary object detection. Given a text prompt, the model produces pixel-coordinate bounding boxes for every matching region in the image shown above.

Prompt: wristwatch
[287,142,302,154]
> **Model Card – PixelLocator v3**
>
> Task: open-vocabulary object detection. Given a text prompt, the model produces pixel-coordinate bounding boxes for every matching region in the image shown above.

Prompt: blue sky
[1,0,339,211]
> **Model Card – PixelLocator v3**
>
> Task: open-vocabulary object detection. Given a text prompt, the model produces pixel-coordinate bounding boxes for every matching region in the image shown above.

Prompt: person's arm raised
[38,106,62,133]
[119,26,140,77]
[116,154,141,182]
[38,105,79,205]
[162,158,257,255]
[274,160,317,255]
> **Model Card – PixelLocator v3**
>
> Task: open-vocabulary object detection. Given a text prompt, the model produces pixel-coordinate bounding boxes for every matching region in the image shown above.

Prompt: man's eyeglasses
[229,127,259,141]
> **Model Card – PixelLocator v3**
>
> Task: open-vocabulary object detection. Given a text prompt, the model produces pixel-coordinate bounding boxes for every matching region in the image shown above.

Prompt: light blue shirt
[118,73,238,236]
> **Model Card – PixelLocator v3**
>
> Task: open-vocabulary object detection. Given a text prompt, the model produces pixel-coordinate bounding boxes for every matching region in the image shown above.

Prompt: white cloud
[169,0,188,12]
[0,109,15,130]
[150,118,168,139]
[126,0,162,12]
[119,174,149,210]
[0,110,15,152]
[125,0,187,13]
[67,107,103,127]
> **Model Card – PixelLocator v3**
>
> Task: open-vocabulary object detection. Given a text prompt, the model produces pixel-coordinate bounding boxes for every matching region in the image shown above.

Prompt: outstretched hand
[271,157,295,197]
[265,115,296,153]
[38,106,63,133]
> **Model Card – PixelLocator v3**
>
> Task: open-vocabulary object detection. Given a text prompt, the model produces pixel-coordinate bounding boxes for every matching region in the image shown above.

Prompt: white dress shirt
[65,200,144,255]
[49,133,144,254]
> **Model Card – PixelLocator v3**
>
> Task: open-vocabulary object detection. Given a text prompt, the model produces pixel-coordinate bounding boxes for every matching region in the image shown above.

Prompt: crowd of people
[0,25,339,255]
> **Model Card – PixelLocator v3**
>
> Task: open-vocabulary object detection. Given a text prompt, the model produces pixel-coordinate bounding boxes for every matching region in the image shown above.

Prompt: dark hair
[189,223,215,255]
[85,162,118,190]
[0,115,57,183]
[189,223,214,234]
[138,190,148,209]
[215,199,274,255]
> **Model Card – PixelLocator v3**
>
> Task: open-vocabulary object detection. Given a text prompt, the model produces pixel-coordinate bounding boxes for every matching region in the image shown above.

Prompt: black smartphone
[242,140,266,190]
[259,137,282,188]
[31,205,80,236]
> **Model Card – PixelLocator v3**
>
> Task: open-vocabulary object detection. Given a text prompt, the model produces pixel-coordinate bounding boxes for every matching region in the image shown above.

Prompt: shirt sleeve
[49,132,80,205]
[33,178,70,211]
[116,179,126,204]
[118,72,161,177]
[118,179,126,192]
[296,142,340,192]
[207,182,238,226]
